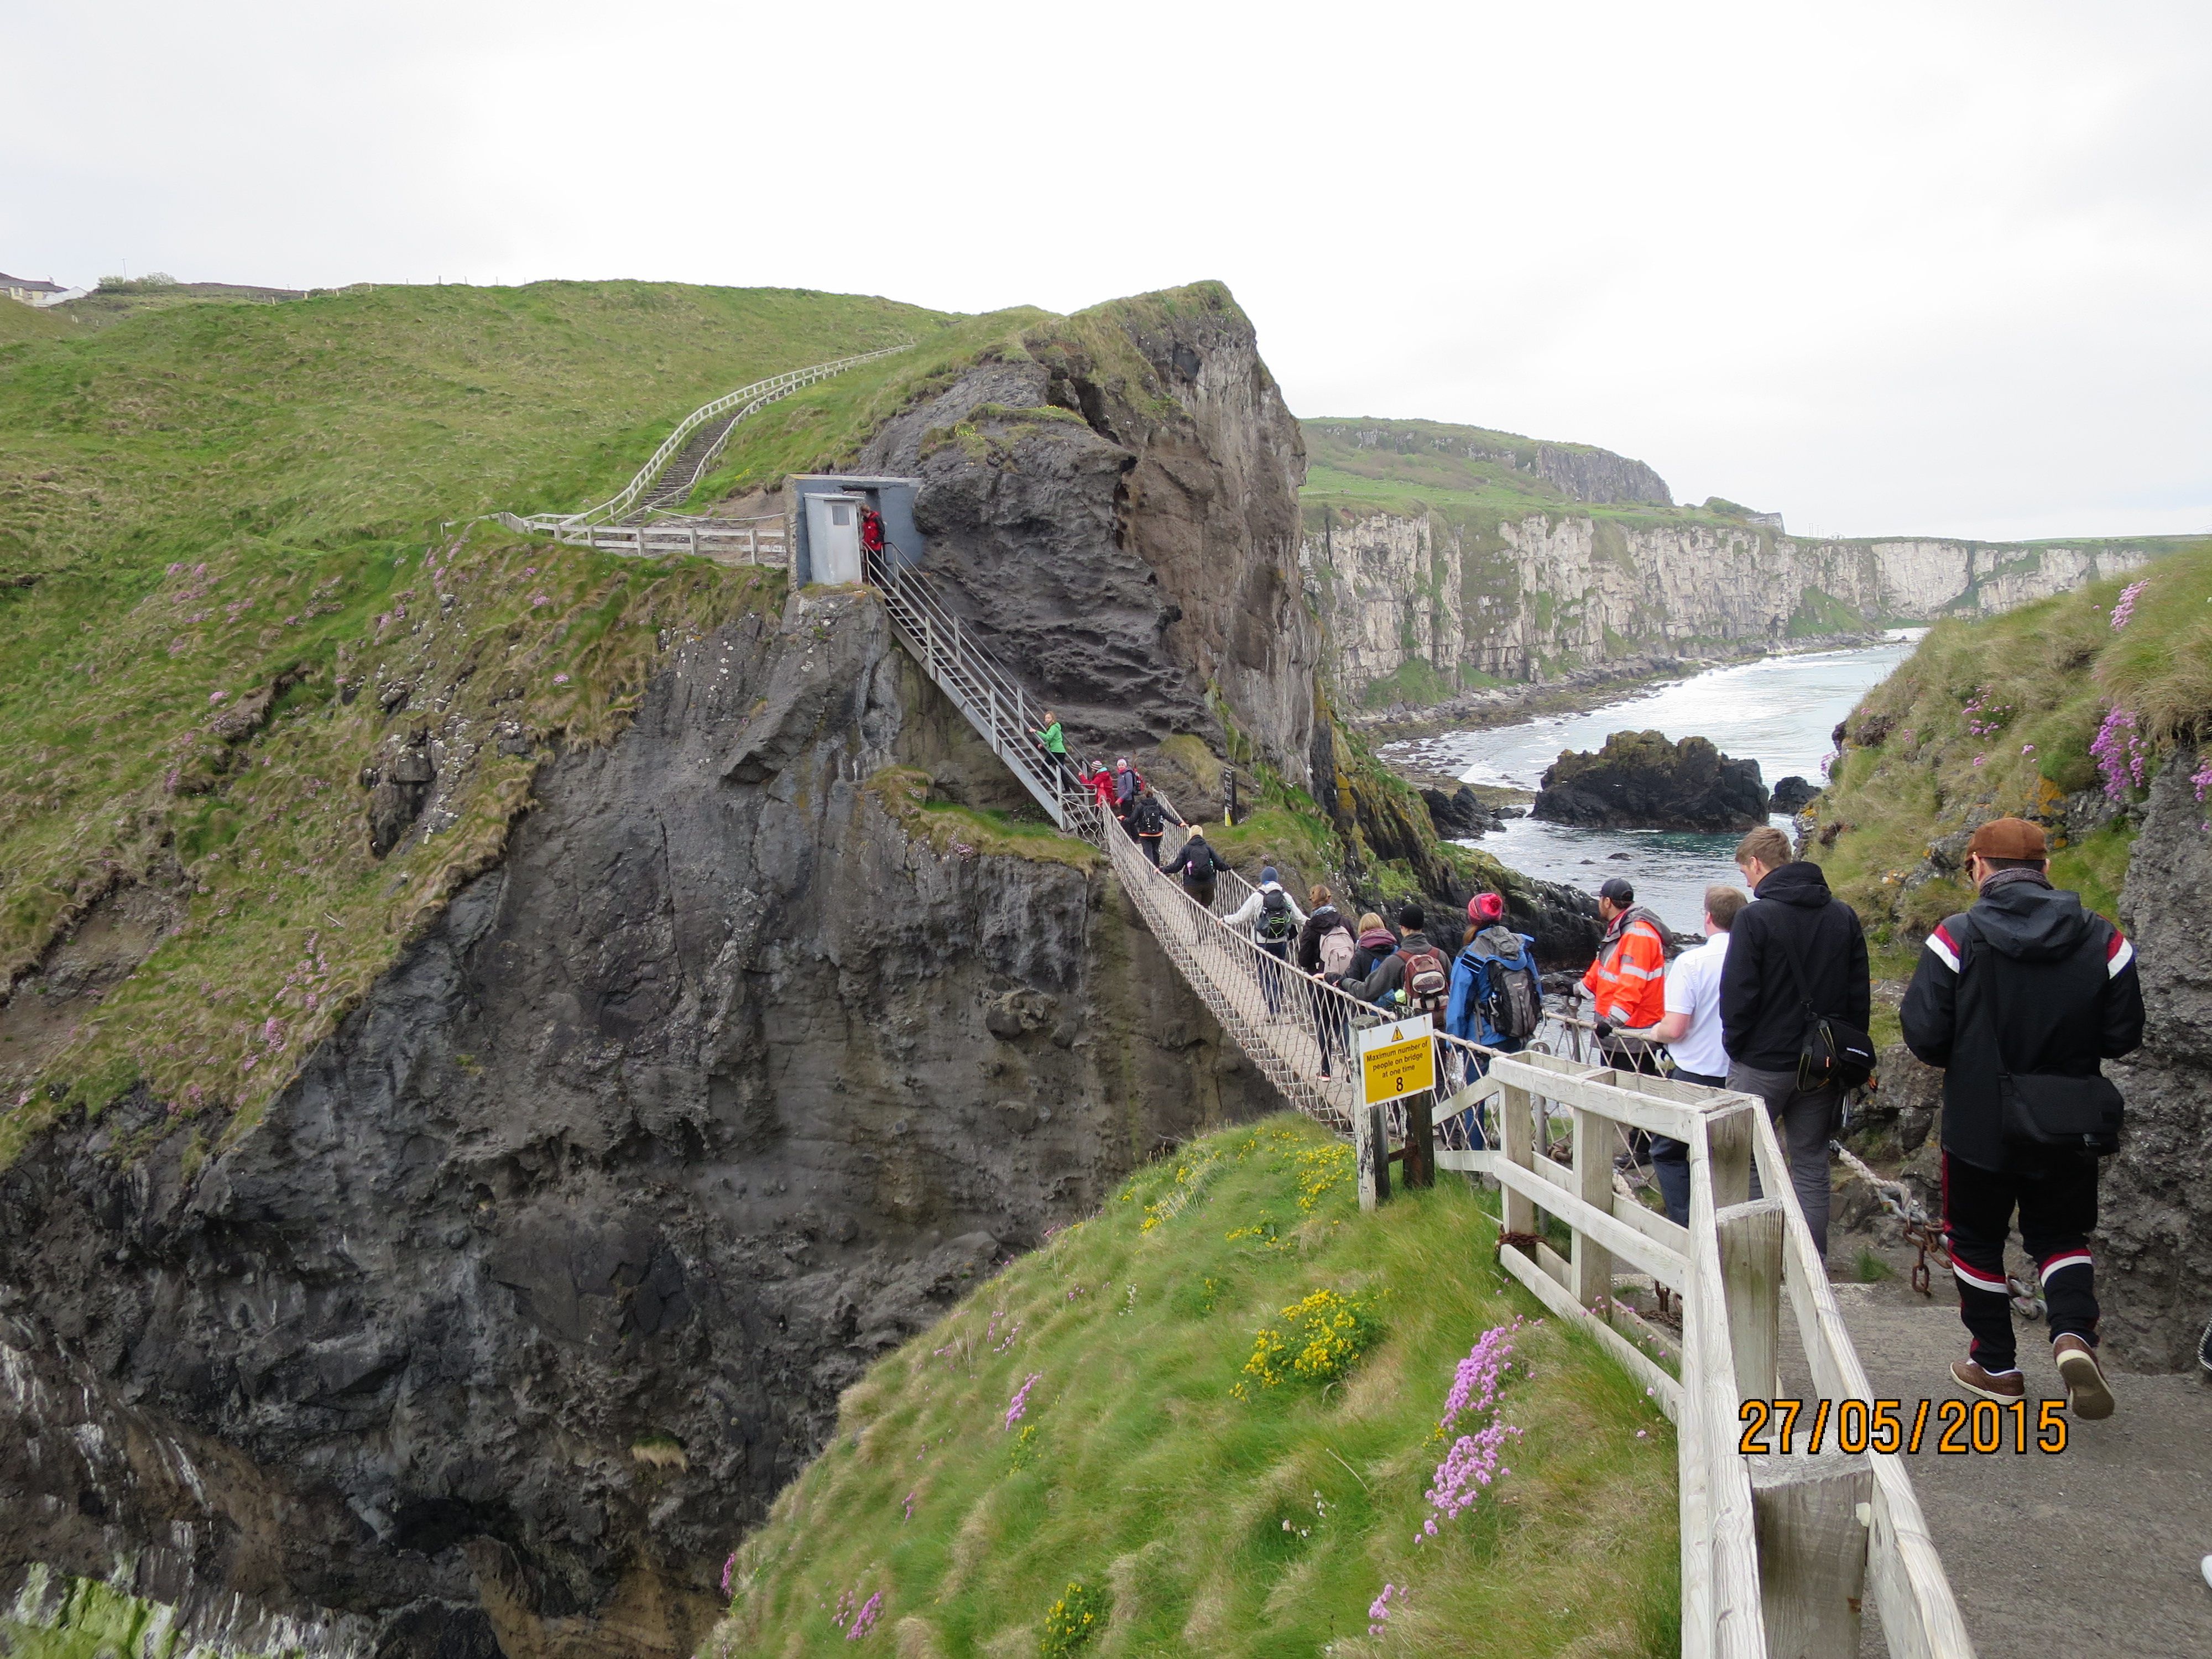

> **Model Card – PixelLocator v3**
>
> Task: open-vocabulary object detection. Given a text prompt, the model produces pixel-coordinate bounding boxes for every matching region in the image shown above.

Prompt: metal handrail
[517,342,914,533]
[867,546,1094,833]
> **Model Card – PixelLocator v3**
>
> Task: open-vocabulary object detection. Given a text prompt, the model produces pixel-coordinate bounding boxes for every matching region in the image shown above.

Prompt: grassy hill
[0,280,1053,1154]
[1815,542,2212,952]
[716,1114,1677,1658]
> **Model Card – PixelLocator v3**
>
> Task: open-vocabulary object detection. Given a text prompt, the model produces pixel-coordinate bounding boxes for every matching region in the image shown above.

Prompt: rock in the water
[1770,775,1818,814]
[1532,729,1771,833]
[1421,784,1502,838]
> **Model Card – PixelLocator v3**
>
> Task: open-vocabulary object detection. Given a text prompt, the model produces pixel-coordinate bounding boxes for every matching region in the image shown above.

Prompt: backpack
[1258,889,1298,944]
[1399,945,1450,1017]
[1131,797,1165,836]
[1467,931,1542,1041]
[1318,921,1355,978]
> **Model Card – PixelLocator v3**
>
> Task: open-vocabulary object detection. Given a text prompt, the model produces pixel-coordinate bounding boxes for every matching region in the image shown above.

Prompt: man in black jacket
[1901,817,2143,1419]
[1720,825,1870,1260]
[1160,826,1227,939]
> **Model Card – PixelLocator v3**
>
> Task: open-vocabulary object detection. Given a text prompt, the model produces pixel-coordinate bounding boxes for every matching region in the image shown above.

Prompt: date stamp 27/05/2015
[1739,1397,2073,1456]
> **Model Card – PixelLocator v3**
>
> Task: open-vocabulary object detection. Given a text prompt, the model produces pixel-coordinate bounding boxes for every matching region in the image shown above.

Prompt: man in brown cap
[1901,817,2143,1419]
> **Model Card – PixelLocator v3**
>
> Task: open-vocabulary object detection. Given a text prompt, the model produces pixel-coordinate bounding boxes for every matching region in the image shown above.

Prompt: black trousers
[1942,1148,2099,1371]
[1650,1067,1728,1226]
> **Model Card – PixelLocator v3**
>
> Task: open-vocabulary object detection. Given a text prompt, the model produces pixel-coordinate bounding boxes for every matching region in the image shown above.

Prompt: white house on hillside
[1,273,86,307]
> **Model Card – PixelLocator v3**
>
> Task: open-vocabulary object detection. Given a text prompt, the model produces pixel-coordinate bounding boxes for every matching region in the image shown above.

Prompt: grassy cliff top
[717,1114,1676,1658]
[1817,542,2212,942]
[0,279,1041,1152]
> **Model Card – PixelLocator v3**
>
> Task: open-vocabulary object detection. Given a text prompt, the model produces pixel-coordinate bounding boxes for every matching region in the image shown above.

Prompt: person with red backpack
[1298,885,1357,1079]
[1359,906,1450,1021]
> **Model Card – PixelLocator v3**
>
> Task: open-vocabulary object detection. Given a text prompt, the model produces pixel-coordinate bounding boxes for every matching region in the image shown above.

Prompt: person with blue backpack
[1444,893,1543,1146]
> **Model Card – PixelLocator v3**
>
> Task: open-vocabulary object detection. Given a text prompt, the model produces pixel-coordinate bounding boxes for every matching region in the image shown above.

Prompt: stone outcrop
[2097,746,2212,1369]
[859,285,1318,789]
[1421,784,1504,839]
[1303,507,2164,713]
[0,593,1279,1659]
[1533,731,1771,833]
[1770,776,1819,815]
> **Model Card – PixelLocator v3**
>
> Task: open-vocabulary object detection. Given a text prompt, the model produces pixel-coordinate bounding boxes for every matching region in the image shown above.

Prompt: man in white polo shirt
[1619,884,1747,1223]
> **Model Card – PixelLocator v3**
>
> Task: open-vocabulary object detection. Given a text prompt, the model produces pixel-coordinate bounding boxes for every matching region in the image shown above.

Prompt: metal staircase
[865,547,1100,836]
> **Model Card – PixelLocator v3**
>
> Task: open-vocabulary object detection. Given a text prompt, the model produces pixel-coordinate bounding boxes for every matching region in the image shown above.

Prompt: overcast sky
[9,0,2209,542]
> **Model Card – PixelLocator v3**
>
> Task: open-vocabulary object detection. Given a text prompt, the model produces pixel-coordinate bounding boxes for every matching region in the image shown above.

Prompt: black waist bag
[1962,920,2124,1156]
[1773,933,1876,1092]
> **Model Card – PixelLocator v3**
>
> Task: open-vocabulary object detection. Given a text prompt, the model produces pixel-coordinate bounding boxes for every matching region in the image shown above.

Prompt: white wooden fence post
[1750,1451,1874,1659]
[1571,1100,1616,1307]
[1717,1197,1785,1409]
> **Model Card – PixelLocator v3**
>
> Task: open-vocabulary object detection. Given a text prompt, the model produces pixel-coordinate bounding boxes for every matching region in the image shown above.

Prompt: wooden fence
[1373,1048,1979,1659]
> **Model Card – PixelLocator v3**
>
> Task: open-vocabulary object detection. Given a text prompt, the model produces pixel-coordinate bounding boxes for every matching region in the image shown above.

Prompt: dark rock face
[0,594,1276,1659]
[2099,748,2212,1369]
[1421,785,1503,839]
[1770,775,1818,815]
[1532,730,1771,833]
[857,290,1319,787]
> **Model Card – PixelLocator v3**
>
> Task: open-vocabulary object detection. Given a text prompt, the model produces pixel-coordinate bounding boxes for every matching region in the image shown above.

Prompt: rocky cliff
[2098,747,2212,1369]
[1532,731,1770,834]
[0,591,1279,1659]
[1304,507,2167,712]
[858,287,1318,790]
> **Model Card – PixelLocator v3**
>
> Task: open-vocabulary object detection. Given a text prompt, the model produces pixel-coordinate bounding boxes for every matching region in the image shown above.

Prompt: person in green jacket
[1029,710,1076,794]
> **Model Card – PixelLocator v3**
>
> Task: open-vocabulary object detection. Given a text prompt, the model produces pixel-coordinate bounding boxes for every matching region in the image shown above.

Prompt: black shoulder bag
[1769,925,1877,1093]
[1958,917,2125,1156]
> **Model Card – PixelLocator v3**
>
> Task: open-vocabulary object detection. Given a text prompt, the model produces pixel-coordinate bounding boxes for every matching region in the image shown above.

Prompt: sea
[1382,633,1924,936]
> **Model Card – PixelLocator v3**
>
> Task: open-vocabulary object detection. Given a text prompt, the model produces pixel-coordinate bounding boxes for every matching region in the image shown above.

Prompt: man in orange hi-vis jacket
[1582,877,1670,1060]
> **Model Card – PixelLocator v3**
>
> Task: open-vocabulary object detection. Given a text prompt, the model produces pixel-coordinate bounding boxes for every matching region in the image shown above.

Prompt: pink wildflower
[531,594,550,608]
[2022,744,2036,755]
[846,1592,883,1641]
[2110,578,2147,630]
[208,690,228,704]
[1004,1372,1042,1430]
[553,672,570,685]
[721,1553,737,1596]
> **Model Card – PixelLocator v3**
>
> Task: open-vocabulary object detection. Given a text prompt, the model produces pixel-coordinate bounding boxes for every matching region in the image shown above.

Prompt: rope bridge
[866,550,1974,1659]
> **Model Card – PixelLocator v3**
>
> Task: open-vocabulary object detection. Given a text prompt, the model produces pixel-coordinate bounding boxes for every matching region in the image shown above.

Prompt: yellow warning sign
[1358,1017,1436,1107]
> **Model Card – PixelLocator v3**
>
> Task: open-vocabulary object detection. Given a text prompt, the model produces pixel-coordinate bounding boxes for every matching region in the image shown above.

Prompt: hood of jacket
[1752,860,1836,909]
[1309,905,1344,929]
[1468,924,1528,961]
[1357,928,1397,952]
[1969,875,2091,962]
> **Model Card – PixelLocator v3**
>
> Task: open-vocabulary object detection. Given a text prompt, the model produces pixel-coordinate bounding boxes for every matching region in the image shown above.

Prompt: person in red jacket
[1583,877,1670,1065]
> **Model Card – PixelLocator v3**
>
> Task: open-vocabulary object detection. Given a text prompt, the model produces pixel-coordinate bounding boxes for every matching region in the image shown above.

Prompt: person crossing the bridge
[1113,758,1145,838]
[1127,784,1182,866]
[1161,823,1229,938]
[1297,885,1357,1080]
[1227,865,1306,1018]
[1899,817,2142,1420]
[1444,893,1542,1146]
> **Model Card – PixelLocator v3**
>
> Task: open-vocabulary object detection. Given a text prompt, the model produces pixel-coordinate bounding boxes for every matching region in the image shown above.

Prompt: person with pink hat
[1443,891,1542,1146]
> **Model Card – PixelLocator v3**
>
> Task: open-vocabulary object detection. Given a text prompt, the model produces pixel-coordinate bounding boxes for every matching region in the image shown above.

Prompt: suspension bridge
[507,349,1978,1658]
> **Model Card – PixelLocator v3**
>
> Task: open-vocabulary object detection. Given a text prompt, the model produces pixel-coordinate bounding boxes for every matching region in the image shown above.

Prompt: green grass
[1816,542,2212,942]
[716,1115,1678,1658]
[0,280,1031,1151]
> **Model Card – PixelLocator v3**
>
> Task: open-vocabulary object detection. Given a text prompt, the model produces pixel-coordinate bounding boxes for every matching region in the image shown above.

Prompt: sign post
[1354,1016,1437,1208]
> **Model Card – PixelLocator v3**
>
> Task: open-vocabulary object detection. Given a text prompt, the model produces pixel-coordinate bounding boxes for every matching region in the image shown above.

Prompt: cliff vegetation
[0,281,1016,1150]
[716,1114,1677,1658]
[1815,541,2212,943]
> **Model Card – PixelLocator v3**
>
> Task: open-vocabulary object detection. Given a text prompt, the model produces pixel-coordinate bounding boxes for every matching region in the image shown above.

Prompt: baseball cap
[1469,893,1505,922]
[1967,817,2048,860]
[1599,877,1635,904]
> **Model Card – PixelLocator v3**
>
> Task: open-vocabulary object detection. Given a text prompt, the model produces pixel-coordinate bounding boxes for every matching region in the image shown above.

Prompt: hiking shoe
[2054,1334,2115,1420]
[1950,1359,2026,1402]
